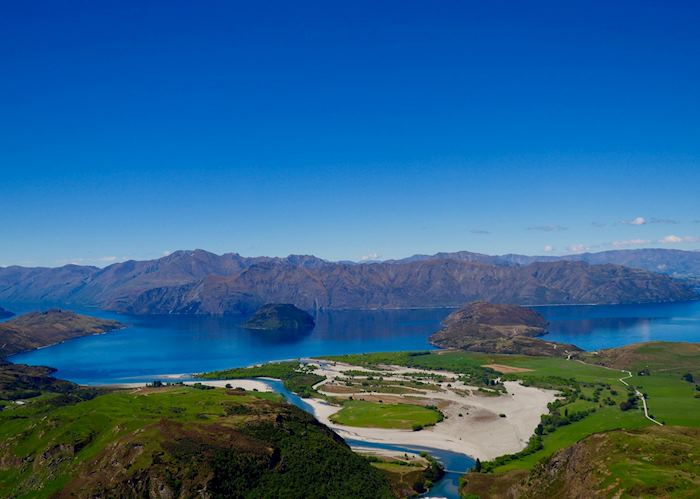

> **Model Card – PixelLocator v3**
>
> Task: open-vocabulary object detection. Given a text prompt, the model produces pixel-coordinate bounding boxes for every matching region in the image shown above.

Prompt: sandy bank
[307,360,558,460]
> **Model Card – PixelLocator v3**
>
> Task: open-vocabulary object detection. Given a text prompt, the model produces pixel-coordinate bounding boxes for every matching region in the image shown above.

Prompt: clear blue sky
[1,1,699,267]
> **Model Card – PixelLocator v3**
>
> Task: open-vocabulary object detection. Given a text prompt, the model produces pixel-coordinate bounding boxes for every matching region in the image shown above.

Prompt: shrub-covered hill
[0,383,394,498]
[242,303,315,331]
[429,301,581,356]
[461,425,700,498]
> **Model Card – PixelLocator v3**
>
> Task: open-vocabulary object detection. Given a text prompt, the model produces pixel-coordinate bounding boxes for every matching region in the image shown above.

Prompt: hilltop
[242,303,315,331]
[0,249,696,315]
[0,310,123,357]
[0,379,394,498]
[429,302,580,356]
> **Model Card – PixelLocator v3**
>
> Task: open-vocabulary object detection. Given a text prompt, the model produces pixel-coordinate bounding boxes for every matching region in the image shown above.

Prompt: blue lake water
[9,300,700,384]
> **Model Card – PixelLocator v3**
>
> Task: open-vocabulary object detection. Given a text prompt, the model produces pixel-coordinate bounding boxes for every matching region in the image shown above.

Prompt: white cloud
[359,252,380,261]
[543,245,554,253]
[162,250,173,256]
[98,256,118,262]
[566,244,588,254]
[658,235,699,244]
[622,216,646,226]
[611,239,650,249]
[470,229,491,235]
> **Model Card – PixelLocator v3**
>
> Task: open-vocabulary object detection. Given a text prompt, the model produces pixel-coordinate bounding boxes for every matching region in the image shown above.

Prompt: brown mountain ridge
[0,249,696,315]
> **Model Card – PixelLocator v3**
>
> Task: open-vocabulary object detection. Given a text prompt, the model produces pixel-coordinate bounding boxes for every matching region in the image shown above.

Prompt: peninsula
[0,309,123,357]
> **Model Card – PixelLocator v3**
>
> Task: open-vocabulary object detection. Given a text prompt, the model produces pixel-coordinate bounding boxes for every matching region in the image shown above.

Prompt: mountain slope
[122,259,697,314]
[0,250,696,315]
[461,426,700,498]
[411,248,700,281]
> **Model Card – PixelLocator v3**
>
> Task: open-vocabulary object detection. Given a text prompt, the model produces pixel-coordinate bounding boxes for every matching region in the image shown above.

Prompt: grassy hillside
[450,342,700,497]
[462,426,700,498]
[0,382,394,498]
[587,341,700,377]
[584,342,700,427]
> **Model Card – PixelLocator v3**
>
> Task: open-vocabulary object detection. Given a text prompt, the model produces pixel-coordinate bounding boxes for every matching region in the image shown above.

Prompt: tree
[682,373,694,383]
[474,458,482,472]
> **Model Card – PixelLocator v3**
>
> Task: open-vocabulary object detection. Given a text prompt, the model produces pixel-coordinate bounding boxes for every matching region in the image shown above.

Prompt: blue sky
[1,1,699,267]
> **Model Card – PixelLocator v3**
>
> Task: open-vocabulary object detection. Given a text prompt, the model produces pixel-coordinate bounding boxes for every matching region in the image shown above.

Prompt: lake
[9,300,700,384]
[7,300,700,499]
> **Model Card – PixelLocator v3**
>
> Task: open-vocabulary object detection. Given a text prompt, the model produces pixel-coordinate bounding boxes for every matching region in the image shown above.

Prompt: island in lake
[242,303,315,331]
[429,301,581,357]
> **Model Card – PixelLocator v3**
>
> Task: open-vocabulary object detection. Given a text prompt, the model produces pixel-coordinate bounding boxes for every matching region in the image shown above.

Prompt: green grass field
[330,400,442,429]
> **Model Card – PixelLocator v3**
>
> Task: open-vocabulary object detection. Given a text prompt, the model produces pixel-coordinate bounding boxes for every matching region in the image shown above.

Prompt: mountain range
[391,248,700,281]
[0,248,697,315]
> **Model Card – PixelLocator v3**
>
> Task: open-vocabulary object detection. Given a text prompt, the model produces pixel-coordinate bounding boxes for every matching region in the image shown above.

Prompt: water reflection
[537,301,700,350]
[546,316,651,336]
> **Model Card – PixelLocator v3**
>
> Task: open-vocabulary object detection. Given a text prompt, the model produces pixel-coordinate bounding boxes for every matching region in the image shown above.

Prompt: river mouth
[256,378,474,499]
